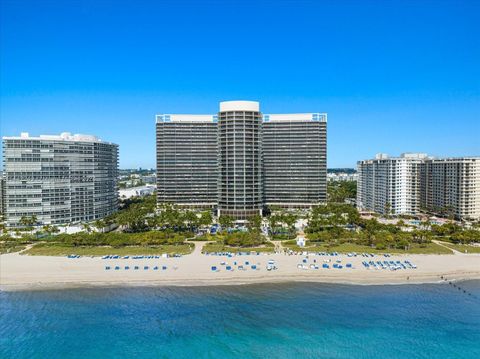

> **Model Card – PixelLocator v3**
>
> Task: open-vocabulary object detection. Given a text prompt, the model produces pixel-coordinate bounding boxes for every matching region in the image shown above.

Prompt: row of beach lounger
[204,252,265,257]
[288,251,386,258]
[101,254,182,260]
[362,260,417,270]
[68,255,183,259]
[211,259,277,272]
[297,261,354,270]
[105,265,177,271]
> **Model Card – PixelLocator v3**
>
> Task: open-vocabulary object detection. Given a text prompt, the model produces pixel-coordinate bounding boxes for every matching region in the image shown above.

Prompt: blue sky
[1,0,479,169]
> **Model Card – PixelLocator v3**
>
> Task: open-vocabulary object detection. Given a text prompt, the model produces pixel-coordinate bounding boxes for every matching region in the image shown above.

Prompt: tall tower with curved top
[217,101,263,220]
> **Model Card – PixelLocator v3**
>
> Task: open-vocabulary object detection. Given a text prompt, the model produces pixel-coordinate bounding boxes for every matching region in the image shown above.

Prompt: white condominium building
[0,175,5,217]
[357,153,427,215]
[2,132,119,227]
[357,153,480,220]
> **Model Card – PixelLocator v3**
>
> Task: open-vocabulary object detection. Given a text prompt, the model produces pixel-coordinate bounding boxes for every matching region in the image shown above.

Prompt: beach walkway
[432,240,462,255]
[187,240,208,255]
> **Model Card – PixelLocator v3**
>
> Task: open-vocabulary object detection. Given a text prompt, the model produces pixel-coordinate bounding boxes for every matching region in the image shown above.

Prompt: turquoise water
[1,282,479,358]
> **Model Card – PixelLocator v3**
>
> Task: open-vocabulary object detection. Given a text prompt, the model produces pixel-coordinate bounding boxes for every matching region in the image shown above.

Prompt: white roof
[2,132,116,145]
[264,113,327,122]
[156,114,216,123]
[156,102,327,123]
[219,100,259,112]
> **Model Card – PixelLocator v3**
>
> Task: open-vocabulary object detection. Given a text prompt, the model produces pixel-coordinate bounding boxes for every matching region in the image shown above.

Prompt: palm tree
[19,215,37,233]
[82,223,92,233]
[93,219,106,233]
[219,215,234,231]
[42,224,57,236]
[247,214,262,232]
[199,211,213,228]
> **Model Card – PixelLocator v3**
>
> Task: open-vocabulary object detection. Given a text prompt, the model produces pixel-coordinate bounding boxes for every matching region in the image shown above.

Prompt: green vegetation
[266,207,298,239]
[222,231,266,247]
[0,229,194,257]
[327,181,357,203]
[105,195,213,233]
[202,231,274,253]
[271,233,297,241]
[0,242,26,254]
[437,242,480,254]
[283,240,453,255]
[218,215,234,230]
[203,241,274,254]
[23,243,193,256]
[303,203,475,254]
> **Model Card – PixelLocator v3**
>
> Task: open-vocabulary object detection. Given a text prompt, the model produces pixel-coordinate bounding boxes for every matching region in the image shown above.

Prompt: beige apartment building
[420,157,480,220]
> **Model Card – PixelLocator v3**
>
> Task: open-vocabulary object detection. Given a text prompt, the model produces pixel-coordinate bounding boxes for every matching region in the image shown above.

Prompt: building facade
[156,114,218,208]
[0,175,5,219]
[156,101,328,219]
[357,154,480,220]
[2,132,118,227]
[357,153,426,216]
[217,101,263,218]
[263,113,327,208]
[420,157,480,220]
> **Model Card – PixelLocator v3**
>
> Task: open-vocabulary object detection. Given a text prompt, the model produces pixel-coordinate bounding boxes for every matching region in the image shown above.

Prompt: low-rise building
[119,185,155,199]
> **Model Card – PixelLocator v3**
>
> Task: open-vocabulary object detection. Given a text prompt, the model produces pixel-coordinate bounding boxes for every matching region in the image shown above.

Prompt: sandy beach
[1,242,480,291]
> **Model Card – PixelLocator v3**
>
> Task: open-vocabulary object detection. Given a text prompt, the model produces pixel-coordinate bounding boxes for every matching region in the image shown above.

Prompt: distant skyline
[1,0,479,169]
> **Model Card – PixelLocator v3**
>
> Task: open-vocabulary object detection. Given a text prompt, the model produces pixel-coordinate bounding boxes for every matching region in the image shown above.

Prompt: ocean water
[1,282,479,359]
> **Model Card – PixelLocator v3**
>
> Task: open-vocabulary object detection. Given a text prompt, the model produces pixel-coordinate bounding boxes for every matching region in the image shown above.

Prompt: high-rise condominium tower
[217,101,263,218]
[156,114,218,208]
[156,101,328,220]
[420,157,480,220]
[263,113,327,207]
[357,153,426,216]
[357,154,480,220]
[2,132,118,227]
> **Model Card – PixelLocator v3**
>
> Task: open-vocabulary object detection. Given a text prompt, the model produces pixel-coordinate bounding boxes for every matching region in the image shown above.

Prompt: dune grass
[283,242,453,255]
[202,241,275,253]
[0,243,26,254]
[22,243,194,256]
[438,242,480,254]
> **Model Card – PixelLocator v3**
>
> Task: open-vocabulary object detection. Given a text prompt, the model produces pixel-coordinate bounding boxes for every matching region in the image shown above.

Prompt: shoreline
[2,273,480,293]
[2,251,480,292]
